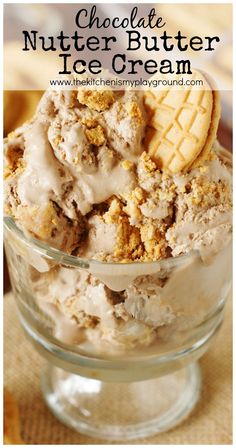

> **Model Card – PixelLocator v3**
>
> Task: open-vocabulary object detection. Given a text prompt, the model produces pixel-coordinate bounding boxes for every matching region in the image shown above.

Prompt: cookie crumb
[121,160,134,171]
[85,125,106,146]
[77,90,115,111]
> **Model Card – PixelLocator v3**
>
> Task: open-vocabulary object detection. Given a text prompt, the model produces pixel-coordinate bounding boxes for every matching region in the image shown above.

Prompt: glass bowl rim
[4,216,198,270]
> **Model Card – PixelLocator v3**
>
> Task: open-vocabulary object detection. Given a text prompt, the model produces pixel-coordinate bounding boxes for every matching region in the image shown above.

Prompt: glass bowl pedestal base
[41,362,201,441]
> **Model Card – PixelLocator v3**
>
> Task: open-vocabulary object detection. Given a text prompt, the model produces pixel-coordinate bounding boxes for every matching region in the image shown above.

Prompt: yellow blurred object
[3,40,61,135]
[4,387,24,444]
[157,4,232,78]
[4,90,43,136]
[156,3,232,127]
[158,3,231,36]
[4,41,61,90]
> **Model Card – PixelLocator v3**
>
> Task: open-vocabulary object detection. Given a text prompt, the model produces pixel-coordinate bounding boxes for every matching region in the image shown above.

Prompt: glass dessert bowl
[4,216,232,440]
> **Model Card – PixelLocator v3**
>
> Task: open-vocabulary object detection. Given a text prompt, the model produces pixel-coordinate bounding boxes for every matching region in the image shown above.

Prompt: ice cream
[4,79,232,354]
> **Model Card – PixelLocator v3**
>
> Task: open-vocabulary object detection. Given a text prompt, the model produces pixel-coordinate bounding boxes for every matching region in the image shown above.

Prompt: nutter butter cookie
[144,70,221,174]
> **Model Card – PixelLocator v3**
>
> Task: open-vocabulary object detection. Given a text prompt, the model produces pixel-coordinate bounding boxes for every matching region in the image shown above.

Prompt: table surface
[4,291,232,445]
